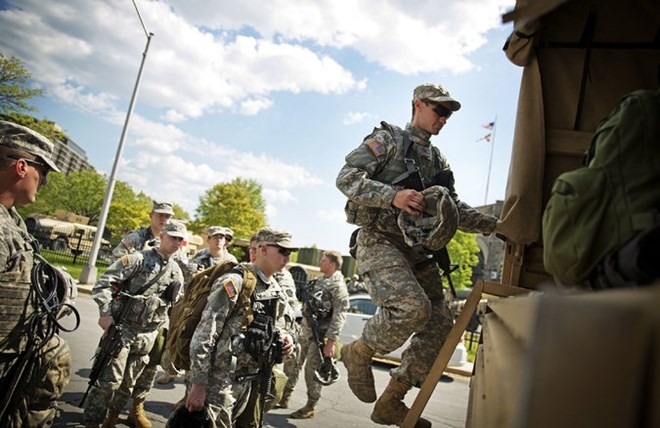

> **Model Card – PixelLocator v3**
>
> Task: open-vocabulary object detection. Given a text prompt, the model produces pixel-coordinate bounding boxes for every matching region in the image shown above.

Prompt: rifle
[235,329,284,427]
[79,294,133,407]
[391,133,459,298]
[289,266,339,386]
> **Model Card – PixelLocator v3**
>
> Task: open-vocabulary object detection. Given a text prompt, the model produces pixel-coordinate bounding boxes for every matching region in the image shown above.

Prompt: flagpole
[483,116,497,205]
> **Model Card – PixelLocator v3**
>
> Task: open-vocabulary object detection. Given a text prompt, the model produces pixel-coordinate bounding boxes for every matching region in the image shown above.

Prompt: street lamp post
[79,1,153,284]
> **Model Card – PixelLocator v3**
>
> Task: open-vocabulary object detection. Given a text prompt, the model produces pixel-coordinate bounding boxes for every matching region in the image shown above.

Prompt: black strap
[391,131,419,185]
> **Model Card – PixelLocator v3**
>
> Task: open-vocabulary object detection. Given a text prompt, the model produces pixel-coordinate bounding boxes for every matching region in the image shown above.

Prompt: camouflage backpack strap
[236,263,258,332]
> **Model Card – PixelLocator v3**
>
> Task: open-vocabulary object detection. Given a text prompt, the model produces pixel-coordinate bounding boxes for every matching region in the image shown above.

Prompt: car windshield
[348,297,377,315]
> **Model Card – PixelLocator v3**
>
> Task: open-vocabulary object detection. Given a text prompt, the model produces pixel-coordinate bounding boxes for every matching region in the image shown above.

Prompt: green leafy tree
[0,53,42,115]
[191,178,267,240]
[16,169,191,245]
[446,230,481,289]
[0,53,68,142]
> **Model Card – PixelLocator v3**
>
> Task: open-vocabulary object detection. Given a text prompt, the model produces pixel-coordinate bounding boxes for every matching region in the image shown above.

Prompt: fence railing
[28,223,112,268]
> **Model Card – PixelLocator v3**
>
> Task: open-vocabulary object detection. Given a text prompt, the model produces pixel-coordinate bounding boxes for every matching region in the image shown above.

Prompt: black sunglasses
[265,244,293,257]
[425,101,453,119]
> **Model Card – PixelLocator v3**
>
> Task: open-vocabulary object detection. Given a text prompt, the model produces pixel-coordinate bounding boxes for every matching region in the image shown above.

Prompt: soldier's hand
[98,315,114,338]
[281,333,294,357]
[392,189,425,215]
[323,339,335,358]
[186,383,206,412]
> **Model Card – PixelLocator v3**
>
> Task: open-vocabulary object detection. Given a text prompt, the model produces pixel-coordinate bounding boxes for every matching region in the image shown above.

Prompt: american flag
[482,121,495,130]
[476,133,491,143]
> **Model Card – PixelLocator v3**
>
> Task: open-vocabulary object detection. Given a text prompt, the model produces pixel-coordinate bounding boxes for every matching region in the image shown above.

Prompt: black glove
[243,313,274,360]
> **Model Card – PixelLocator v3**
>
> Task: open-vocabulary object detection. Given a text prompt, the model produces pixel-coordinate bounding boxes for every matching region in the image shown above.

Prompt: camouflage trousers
[83,328,157,424]
[359,240,454,387]
[284,334,325,401]
[205,364,252,428]
[0,335,71,427]
[282,341,301,390]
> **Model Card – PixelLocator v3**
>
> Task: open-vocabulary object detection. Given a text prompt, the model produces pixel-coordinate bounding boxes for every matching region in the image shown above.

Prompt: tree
[191,178,267,239]
[0,53,69,142]
[0,53,42,115]
[446,230,481,290]
[17,168,190,245]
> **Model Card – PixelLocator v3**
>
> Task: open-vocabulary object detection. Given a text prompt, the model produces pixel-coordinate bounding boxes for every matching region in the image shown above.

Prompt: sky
[0,0,522,254]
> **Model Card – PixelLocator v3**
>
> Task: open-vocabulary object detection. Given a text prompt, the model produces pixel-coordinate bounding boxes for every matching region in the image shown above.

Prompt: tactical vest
[345,121,446,229]
[0,212,36,353]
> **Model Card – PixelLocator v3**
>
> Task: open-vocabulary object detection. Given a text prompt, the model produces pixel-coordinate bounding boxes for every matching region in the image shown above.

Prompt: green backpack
[166,261,257,371]
[542,89,660,286]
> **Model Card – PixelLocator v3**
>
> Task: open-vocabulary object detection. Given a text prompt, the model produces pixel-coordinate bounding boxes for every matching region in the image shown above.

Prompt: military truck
[25,213,111,259]
[404,2,659,427]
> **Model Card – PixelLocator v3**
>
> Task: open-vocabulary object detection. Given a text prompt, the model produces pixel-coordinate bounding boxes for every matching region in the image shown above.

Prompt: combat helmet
[397,185,459,251]
[166,402,213,428]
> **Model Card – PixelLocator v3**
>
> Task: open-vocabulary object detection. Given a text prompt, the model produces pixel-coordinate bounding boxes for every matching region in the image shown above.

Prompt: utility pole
[79,0,153,284]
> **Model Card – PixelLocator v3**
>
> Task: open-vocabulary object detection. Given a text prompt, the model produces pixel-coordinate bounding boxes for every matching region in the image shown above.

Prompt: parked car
[340,294,467,367]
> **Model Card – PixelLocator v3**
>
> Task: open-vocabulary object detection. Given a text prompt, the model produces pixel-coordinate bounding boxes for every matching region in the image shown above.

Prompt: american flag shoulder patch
[120,255,131,267]
[366,139,385,157]
[223,279,237,299]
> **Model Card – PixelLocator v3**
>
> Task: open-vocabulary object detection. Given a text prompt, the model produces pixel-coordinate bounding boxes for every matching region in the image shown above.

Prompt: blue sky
[0,0,521,254]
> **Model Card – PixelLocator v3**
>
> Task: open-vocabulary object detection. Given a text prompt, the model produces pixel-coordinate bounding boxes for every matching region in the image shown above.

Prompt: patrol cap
[207,226,233,241]
[256,227,299,250]
[152,200,174,215]
[162,220,187,239]
[413,83,461,111]
[0,120,60,172]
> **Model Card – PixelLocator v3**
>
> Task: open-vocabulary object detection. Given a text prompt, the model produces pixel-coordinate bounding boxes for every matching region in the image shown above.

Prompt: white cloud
[0,0,511,124]
[343,111,376,125]
[318,208,347,224]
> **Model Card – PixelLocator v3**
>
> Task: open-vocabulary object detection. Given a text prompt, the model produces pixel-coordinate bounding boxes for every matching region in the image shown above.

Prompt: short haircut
[324,250,343,269]
[0,146,35,169]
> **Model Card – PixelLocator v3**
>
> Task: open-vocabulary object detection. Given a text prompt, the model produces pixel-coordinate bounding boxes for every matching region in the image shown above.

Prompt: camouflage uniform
[286,271,348,401]
[236,268,300,428]
[83,248,184,424]
[111,225,191,401]
[0,205,72,427]
[189,263,288,427]
[336,122,497,387]
[190,247,238,271]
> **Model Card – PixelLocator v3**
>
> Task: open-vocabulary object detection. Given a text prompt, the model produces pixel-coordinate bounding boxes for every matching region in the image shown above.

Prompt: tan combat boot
[289,399,317,419]
[371,378,431,427]
[340,338,376,403]
[101,409,120,428]
[126,397,152,428]
[276,387,294,409]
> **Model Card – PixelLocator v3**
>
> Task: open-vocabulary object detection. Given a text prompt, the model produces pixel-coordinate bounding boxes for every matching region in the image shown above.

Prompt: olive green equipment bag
[542,89,660,286]
[166,261,257,371]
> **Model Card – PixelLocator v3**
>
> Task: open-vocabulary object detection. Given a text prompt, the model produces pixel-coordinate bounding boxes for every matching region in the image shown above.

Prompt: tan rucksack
[166,261,257,371]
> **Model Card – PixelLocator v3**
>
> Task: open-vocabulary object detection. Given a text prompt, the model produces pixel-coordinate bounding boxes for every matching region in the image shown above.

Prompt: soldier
[336,83,500,426]
[347,274,368,294]
[0,120,71,427]
[189,226,238,272]
[112,200,191,419]
[186,227,297,427]
[83,221,186,428]
[235,234,301,428]
[286,250,349,419]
